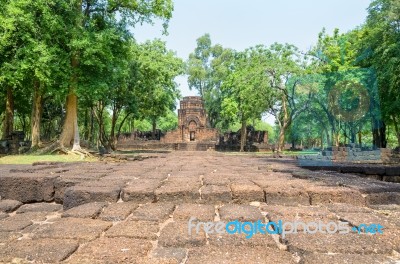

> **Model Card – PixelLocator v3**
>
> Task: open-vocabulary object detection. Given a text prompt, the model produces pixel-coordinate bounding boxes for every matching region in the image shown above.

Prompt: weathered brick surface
[187,246,295,264]
[63,185,120,210]
[0,174,57,203]
[219,205,263,222]
[122,179,161,203]
[0,152,399,262]
[16,203,62,214]
[0,212,47,232]
[0,212,8,220]
[66,238,152,263]
[106,220,159,240]
[307,186,365,206]
[301,253,395,264]
[62,202,108,219]
[155,182,200,203]
[365,192,400,205]
[285,233,395,255]
[230,182,264,202]
[151,247,187,264]
[173,203,215,222]
[264,187,310,206]
[130,203,175,222]
[99,202,138,221]
[200,185,231,203]
[0,199,22,212]
[34,218,112,241]
[158,222,206,247]
[0,239,79,263]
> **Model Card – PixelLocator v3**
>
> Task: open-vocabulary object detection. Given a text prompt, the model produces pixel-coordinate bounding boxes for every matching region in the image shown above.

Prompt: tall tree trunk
[2,86,14,139]
[358,131,362,146]
[84,107,89,141]
[240,118,246,152]
[277,95,291,153]
[109,108,118,150]
[321,132,324,149]
[31,80,43,148]
[372,119,387,148]
[278,127,286,152]
[380,122,387,148]
[392,116,400,147]
[152,118,157,140]
[59,49,80,149]
[89,106,94,144]
[325,129,330,148]
[59,0,82,150]
[59,93,79,149]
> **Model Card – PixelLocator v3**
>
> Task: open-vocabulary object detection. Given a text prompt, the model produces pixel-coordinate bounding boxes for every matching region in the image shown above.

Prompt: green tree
[221,46,273,151]
[135,39,184,139]
[363,0,400,146]
[58,0,174,150]
[266,43,308,152]
[0,0,70,146]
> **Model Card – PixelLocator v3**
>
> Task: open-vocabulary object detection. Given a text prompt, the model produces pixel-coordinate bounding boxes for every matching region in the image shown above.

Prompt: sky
[132,0,371,123]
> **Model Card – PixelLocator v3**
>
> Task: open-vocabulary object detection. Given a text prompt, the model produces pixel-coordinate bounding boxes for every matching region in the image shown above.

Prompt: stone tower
[162,96,217,143]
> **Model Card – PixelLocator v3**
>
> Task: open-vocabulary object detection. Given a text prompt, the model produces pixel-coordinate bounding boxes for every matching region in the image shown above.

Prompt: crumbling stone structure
[162,96,218,143]
[298,144,400,164]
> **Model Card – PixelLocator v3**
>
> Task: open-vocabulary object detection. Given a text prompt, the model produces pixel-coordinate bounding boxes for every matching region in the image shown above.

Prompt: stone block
[284,233,395,255]
[34,217,112,241]
[122,180,160,203]
[130,202,175,222]
[0,174,57,203]
[200,185,231,203]
[366,192,400,205]
[106,220,159,240]
[219,205,263,222]
[155,182,200,203]
[66,238,152,263]
[0,239,78,263]
[230,182,264,202]
[99,202,138,221]
[301,253,395,264]
[63,185,120,210]
[173,203,215,222]
[187,246,295,264]
[264,187,310,206]
[0,199,22,212]
[62,202,108,219]
[307,187,365,206]
[150,247,187,264]
[16,203,62,214]
[158,222,206,247]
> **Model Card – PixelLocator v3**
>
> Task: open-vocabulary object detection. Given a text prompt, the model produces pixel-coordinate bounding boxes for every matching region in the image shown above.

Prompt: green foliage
[135,39,184,124]
[158,110,178,131]
[221,46,273,124]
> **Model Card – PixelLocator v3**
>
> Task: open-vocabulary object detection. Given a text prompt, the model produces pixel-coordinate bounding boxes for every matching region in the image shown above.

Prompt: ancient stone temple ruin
[162,96,217,144]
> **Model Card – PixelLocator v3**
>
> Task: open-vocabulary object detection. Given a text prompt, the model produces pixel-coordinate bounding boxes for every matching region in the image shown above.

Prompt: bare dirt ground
[0,151,399,263]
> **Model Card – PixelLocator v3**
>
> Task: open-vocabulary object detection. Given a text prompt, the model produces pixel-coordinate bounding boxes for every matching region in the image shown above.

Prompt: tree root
[30,140,94,160]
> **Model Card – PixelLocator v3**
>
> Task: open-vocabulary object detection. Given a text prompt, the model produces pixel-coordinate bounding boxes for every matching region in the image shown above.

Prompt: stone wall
[298,145,400,164]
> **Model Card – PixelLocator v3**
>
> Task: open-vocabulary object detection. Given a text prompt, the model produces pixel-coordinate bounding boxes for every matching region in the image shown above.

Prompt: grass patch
[0,154,97,165]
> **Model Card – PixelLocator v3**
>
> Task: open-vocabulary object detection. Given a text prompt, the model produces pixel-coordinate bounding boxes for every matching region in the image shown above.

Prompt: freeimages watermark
[188,217,384,239]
